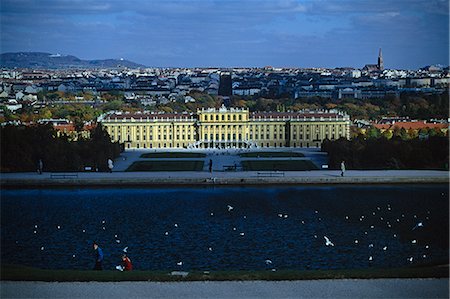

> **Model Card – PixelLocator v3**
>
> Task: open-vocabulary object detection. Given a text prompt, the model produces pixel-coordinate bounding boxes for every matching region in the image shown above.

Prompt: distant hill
[0,52,146,69]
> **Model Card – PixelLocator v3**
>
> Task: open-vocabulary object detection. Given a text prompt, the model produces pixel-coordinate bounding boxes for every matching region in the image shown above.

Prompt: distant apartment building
[99,107,350,149]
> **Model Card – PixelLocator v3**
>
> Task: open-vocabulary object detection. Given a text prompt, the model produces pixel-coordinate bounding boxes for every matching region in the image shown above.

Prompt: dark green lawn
[239,152,305,158]
[140,152,206,158]
[126,161,204,171]
[242,160,318,171]
[1,264,448,282]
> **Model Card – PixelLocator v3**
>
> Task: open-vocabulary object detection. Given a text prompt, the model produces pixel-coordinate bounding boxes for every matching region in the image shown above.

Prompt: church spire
[378,48,384,71]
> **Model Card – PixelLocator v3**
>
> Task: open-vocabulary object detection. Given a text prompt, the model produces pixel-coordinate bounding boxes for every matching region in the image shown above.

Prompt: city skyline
[1,0,449,69]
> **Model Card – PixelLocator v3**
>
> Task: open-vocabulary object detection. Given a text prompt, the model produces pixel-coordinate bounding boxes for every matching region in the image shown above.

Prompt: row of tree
[231,91,449,120]
[322,135,449,170]
[352,126,447,140]
[1,124,122,172]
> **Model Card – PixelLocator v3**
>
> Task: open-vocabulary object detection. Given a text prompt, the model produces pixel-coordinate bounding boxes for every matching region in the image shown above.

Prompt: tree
[381,129,393,139]
[366,127,381,139]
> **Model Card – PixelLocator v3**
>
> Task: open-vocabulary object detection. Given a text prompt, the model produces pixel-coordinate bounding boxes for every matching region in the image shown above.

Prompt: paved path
[1,170,448,186]
[1,279,448,298]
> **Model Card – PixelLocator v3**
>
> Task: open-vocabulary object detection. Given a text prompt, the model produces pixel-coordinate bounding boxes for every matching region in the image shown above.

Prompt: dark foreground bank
[1,264,448,282]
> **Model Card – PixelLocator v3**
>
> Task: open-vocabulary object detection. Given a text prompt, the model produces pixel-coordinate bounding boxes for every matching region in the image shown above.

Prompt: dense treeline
[322,136,449,170]
[0,124,122,172]
[2,90,448,124]
[231,91,449,120]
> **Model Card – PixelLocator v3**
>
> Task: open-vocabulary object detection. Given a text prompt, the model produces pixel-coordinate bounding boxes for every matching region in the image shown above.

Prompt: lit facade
[99,107,350,149]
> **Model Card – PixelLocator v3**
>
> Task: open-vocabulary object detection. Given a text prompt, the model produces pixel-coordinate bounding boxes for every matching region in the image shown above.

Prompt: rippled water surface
[1,185,448,271]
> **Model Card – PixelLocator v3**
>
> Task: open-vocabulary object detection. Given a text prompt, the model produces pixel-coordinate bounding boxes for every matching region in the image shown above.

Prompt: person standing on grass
[340,161,346,177]
[37,159,43,174]
[122,254,133,271]
[209,159,213,173]
[107,158,114,173]
[93,241,104,270]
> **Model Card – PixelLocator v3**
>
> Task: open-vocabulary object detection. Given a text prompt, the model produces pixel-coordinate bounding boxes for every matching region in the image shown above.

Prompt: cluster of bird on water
[27,198,438,270]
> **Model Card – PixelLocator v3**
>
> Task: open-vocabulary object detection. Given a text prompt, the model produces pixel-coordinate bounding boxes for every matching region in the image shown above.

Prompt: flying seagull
[324,236,334,246]
[227,205,234,212]
[177,261,183,266]
[265,259,273,265]
[123,246,128,253]
[412,222,424,230]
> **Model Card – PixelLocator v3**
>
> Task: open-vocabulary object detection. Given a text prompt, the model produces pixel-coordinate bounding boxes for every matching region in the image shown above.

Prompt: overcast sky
[1,0,448,69]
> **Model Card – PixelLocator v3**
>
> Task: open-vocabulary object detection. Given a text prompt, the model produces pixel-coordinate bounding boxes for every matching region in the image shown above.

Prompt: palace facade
[99,107,350,149]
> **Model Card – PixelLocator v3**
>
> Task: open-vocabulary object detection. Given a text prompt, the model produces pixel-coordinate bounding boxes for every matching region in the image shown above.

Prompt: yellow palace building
[99,106,350,149]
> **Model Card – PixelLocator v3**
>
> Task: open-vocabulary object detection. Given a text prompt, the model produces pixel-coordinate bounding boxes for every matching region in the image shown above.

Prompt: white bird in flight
[383,246,388,251]
[368,256,373,261]
[324,236,334,246]
[174,223,178,228]
[177,261,183,266]
[227,205,233,212]
[265,259,273,265]
[123,246,128,253]
[412,222,424,230]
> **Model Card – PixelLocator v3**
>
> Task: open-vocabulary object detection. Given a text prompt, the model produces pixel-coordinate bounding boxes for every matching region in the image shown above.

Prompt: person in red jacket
[122,254,133,271]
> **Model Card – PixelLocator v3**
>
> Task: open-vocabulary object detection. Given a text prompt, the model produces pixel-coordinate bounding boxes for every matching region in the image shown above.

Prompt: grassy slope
[240,152,305,158]
[140,153,206,158]
[126,161,204,171]
[1,264,448,282]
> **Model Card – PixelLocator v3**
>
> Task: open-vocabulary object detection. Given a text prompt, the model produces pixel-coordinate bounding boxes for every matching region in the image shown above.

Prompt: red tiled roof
[54,123,96,132]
